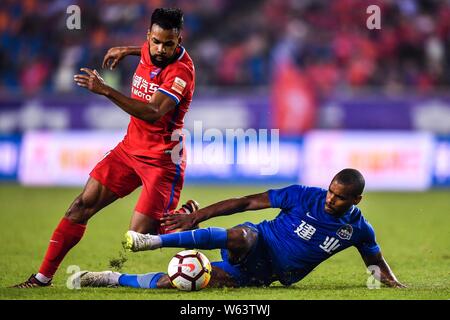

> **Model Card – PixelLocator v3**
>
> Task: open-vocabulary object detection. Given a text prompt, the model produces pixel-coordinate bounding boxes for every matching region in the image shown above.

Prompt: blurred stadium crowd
[1,0,450,96]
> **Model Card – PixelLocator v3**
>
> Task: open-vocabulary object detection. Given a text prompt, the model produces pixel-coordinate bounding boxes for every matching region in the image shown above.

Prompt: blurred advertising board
[19,131,123,185]
[185,138,302,184]
[17,131,301,186]
[433,137,450,187]
[0,135,21,181]
[11,130,449,189]
[301,131,435,191]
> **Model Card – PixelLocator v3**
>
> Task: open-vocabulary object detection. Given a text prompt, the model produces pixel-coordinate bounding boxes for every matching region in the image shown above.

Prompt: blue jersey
[256,185,380,285]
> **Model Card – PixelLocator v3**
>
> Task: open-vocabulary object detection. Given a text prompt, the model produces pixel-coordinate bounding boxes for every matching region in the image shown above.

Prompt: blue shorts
[211,222,276,287]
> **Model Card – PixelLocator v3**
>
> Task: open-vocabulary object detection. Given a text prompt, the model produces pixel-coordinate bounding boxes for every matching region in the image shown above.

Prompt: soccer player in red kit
[13,8,197,288]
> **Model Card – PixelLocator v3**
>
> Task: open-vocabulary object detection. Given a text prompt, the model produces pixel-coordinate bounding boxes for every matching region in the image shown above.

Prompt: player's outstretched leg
[70,266,238,289]
[70,271,171,289]
[123,225,256,257]
[123,227,228,252]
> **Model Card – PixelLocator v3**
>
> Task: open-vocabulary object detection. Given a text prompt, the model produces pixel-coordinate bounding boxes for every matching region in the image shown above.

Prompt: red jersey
[119,41,195,159]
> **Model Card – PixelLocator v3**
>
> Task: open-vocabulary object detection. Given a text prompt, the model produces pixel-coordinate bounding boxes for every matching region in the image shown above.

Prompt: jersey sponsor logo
[319,236,341,254]
[336,224,353,240]
[305,212,318,221]
[294,220,316,241]
[132,73,159,101]
[132,87,152,102]
[171,77,187,94]
[132,73,159,94]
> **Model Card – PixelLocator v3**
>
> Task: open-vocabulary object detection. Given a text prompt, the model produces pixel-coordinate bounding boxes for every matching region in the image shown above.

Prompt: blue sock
[118,272,164,289]
[160,227,227,249]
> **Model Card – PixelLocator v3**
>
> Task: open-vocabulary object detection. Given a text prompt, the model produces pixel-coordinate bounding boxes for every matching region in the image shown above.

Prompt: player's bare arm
[362,251,407,288]
[73,68,176,123]
[102,46,142,70]
[161,192,271,231]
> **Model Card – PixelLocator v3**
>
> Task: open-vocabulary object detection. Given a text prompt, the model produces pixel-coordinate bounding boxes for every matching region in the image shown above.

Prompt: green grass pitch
[0,184,449,300]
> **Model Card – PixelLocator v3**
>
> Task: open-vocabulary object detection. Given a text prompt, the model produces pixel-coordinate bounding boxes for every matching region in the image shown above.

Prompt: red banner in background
[271,62,316,134]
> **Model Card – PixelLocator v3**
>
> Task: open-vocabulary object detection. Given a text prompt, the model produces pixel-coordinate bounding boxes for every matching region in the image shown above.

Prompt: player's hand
[74,68,108,95]
[102,47,127,70]
[161,213,197,232]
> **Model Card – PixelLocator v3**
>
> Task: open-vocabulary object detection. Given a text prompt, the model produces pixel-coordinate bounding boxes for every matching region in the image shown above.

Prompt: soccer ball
[167,249,212,291]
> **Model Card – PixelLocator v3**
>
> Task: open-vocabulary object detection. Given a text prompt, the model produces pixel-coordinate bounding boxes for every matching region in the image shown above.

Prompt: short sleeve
[158,63,193,105]
[356,219,381,256]
[268,185,307,210]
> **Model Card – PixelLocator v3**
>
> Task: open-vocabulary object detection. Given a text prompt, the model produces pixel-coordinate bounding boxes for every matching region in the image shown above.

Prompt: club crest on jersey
[150,68,161,79]
[336,224,353,240]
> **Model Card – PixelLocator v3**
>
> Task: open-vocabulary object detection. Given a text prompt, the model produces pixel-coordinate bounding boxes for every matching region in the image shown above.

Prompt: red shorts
[90,144,185,224]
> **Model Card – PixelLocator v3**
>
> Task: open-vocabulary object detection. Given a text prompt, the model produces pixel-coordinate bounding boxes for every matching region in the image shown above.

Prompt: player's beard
[150,53,175,68]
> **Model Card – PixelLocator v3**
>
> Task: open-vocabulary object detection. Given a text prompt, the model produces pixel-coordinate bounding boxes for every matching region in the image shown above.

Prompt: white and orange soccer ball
[167,250,212,291]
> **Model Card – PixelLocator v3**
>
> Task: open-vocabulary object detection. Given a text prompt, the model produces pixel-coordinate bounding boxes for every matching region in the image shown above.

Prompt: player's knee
[227,227,257,251]
[242,227,258,249]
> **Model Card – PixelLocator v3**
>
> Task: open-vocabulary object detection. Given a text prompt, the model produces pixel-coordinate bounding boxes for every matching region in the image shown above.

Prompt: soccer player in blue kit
[73,168,406,289]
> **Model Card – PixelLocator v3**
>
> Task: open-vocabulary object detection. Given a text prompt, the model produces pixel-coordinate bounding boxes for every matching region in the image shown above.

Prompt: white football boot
[123,231,162,252]
[69,270,121,288]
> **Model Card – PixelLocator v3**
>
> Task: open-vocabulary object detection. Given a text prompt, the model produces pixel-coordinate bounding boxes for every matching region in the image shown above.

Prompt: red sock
[38,217,86,279]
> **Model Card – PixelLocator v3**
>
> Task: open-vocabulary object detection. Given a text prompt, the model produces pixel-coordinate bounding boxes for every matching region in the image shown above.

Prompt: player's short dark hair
[150,8,184,32]
[332,168,365,196]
